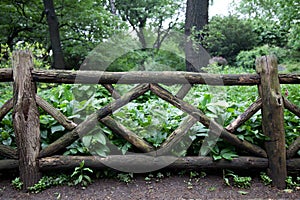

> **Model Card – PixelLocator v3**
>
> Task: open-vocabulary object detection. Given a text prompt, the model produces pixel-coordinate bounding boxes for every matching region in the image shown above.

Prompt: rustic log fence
[0,50,299,190]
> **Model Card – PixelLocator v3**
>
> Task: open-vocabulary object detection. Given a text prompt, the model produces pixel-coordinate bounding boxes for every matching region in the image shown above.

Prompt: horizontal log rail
[0,68,300,85]
[1,156,300,171]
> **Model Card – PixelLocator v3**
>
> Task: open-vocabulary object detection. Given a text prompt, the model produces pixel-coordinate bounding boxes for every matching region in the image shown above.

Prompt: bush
[236,45,289,68]
[202,16,259,64]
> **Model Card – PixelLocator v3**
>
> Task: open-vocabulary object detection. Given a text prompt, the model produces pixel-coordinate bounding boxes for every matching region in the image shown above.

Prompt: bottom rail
[1,156,299,171]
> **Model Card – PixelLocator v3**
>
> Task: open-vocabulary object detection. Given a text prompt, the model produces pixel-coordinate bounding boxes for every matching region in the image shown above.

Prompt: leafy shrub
[236,45,289,68]
[201,16,259,64]
[250,19,289,48]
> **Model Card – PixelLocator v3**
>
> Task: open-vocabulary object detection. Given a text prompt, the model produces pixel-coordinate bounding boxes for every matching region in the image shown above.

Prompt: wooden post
[12,51,41,190]
[256,55,287,189]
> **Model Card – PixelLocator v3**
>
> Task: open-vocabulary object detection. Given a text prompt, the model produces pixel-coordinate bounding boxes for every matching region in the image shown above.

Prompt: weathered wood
[100,116,154,152]
[158,116,198,156]
[149,83,267,158]
[226,98,262,133]
[287,136,300,159]
[0,98,13,121]
[36,95,77,130]
[32,70,262,85]
[39,84,150,158]
[0,159,18,170]
[286,158,300,171]
[256,55,286,189]
[278,74,300,84]
[0,68,13,82]
[102,84,121,99]
[38,156,270,171]
[1,68,299,84]
[0,144,18,159]
[2,157,300,172]
[176,84,192,99]
[283,97,300,118]
[12,50,41,189]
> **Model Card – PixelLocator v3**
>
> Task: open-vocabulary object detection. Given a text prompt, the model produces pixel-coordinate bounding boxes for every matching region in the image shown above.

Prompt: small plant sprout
[11,177,23,190]
[260,172,272,186]
[71,160,93,188]
[117,173,133,183]
[223,170,252,188]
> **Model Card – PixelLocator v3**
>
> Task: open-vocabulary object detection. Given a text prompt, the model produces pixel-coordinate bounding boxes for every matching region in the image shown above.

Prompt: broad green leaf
[82,135,93,147]
[51,125,65,134]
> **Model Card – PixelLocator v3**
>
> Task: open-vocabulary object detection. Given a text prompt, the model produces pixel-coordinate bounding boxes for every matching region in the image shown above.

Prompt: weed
[223,170,252,188]
[260,172,272,186]
[117,173,133,183]
[11,177,23,190]
[28,175,70,193]
[71,160,93,188]
[286,176,300,189]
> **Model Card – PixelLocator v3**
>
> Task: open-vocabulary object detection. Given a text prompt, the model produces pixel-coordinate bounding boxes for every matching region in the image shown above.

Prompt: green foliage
[115,0,183,31]
[260,172,272,186]
[82,129,110,157]
[28,175,70,193]
[236,45,290,68]
[236,0,300,51]
[117,173,134,183]
[285,176,300,189]
[210,146,239,161]
[202,16,258,64]
[0,0,126,69]
[113,91,185,148]
[11,177,23,190]
[223,170,252,188]
[109,49,185,72]
[71,160,93,187]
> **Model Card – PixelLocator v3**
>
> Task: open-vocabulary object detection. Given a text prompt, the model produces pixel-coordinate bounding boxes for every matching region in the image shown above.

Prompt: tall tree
[0,0,125,69]
[43,0,65,69]
[184,0,209,72]
[114,0,183,49]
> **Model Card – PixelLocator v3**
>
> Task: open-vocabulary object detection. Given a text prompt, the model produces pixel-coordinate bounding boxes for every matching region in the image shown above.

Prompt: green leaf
[222,153,238,161]
[83,175,92,183]
[83,168,93,173]
[213,155,222,160]
[78,175,83,183]
[238,190,249,195]
[93,132,106,145]
[82,135,93,147]
[51,125,65,134]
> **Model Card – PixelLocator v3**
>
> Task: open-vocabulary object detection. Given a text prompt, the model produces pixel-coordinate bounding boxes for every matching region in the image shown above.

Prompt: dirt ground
[0,172,299,200]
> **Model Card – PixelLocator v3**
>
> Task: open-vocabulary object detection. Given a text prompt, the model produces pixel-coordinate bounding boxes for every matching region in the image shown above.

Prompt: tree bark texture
[12,51,41,190]
[256,55,287,189]
[43,0,65,69]
[185,0,209,72]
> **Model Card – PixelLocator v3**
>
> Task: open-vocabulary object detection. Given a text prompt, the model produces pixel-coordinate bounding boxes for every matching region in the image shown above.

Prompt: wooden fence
[0,50,299,190]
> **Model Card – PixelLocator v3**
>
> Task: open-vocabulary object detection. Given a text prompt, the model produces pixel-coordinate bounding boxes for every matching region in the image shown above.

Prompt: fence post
[12,50,41,190]
[256,55,287,189]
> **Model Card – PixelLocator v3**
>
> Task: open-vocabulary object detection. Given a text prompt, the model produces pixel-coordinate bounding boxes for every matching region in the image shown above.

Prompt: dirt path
[0,173,299,199]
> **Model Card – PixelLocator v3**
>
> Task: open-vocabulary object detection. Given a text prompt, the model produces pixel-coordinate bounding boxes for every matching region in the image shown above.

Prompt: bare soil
[0,172,299,200]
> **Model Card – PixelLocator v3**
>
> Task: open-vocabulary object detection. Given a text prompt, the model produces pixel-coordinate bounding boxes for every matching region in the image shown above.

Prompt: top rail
[0,68,299,85]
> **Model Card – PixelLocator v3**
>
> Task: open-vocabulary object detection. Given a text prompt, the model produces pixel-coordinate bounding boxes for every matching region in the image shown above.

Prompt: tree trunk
[12,51,41,190]
[43,0,65,69]
[185,0,209,72]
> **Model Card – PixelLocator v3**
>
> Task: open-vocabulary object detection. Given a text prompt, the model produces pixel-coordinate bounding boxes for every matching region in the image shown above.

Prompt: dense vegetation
[0,0,299,160]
